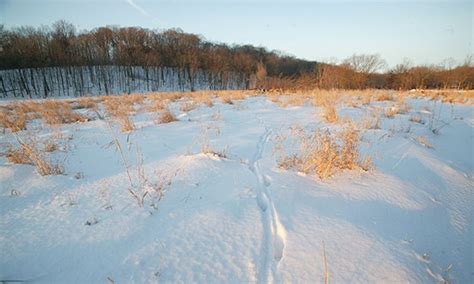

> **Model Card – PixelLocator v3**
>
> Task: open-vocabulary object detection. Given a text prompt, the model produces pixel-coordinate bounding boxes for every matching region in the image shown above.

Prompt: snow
[0,95,472,283]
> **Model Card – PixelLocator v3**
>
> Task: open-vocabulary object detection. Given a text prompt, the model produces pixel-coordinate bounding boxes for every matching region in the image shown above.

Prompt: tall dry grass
[41,100,88,125]
[5,134,64,175]
[156,108,177,124]
[277,124,371,179]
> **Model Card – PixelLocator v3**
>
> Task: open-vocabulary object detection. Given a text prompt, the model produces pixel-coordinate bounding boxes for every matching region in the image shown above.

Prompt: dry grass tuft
[0,109,27,132]
[277,124,371,179]
[74,97,97,110]
[361,95,372,106]
[409,114,424,124]
[102,96,137,132]
[375,92,393,102]
[323,103,339,123]
[360,110,382,129]
[180,101,199,112]
[191,92,214,107]
[44,141,59,152]
[416,136,433,148]
[6,135,63,175]
[41,100,88,125]
[384,106,399,118]
[156,109,177,124]
[120,115,135,132]
[220,94,234,105]
[199,124,226,158]
[147,99,167,113]
[395,96,411,114]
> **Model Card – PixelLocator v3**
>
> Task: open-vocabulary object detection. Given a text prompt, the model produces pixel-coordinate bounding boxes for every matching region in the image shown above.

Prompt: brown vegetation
[277,124,371,179]
[41,100,88,125]
[157,109,177,124]
[6,135,63,175]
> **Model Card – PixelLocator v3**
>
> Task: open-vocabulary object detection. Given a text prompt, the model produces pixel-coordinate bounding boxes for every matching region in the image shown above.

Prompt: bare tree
[342,54,387,74]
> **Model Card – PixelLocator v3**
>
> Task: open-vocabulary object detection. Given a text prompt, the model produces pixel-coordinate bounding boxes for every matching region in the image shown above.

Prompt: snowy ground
[0,94,472,283]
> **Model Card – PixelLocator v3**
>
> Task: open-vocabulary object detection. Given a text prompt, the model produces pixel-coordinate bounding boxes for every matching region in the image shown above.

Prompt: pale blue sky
[1,0,472,67]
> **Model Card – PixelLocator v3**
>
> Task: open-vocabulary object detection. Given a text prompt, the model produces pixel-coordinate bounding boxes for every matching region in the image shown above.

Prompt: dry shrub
[6,135,63,175]
[41,100,88,125]
[277,124,371,179]
[156,109,177,124]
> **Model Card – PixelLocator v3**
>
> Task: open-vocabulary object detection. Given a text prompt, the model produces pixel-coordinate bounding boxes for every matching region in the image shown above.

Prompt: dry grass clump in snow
[220,93,234,105]
[156,108,177,124]
[74,97,97,110]
[282,94,309,107]
[359,110,382,129]
[148,100,166,112]
[375,92,393,102]
[180,101,199,112]
[163,92,184,102]
[409,114,424,124]
[106,128,172,208]
[395,96,411,114]
[103,96,137,132]
[416,136,433,148]
[384,106,399,118]
[5,135,63,175]
[146,94,168,113]
[189,92,214,107]
[322,103,339,123]
[277,124,371,179]
[199,124,226,158]
[41,100,88,125]
[0,108,27,132]
[383,98,411,119]
[407,90,474,105]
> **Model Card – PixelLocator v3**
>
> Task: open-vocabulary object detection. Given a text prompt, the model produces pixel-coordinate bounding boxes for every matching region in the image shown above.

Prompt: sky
[1,0,472,68]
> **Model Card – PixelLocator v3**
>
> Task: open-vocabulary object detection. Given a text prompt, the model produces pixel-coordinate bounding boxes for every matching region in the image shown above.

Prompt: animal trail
[249,128,287,283]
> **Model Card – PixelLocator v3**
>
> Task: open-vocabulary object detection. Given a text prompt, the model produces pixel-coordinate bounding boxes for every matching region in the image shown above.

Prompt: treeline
[315,55,474,90]
[0,20,315,79]
[263,54,474,90]
[1,21,473,96]
[0,66,246,98]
